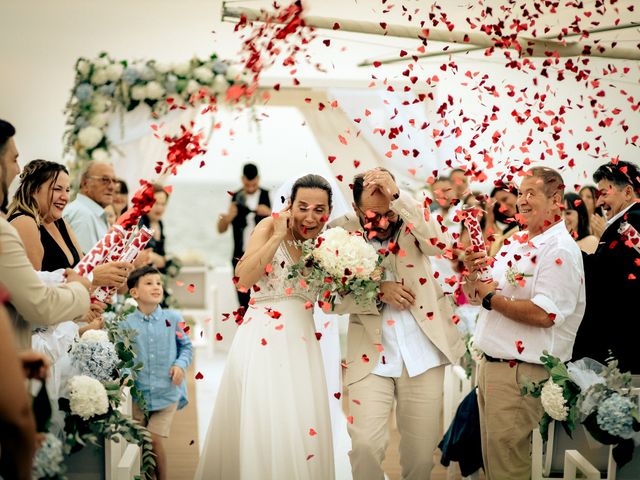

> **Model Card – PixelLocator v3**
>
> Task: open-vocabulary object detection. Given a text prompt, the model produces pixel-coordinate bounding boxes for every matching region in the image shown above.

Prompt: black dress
[139,216,166,273]
[8,213,81,270]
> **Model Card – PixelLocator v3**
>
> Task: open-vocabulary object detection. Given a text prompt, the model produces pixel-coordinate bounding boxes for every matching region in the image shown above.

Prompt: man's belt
[484,354,522,364]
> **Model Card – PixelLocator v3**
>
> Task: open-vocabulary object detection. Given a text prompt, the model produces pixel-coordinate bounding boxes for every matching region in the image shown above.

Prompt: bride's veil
[271,173,351,223]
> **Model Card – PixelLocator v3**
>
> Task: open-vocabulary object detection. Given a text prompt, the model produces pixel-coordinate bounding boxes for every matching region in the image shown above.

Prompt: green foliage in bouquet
[520,351,581,441]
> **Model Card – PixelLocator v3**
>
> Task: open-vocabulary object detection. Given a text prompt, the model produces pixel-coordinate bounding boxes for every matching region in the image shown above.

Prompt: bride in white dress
[195,174,335,480]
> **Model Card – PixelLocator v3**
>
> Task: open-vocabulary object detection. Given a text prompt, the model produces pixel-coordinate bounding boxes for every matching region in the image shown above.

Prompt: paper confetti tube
[92,227,154,302]
[463,208,493,281]
[618,222,640,255]
[74,224,126,276]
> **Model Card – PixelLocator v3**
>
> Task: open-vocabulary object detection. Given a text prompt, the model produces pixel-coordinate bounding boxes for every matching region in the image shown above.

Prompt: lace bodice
[252,244,318,304]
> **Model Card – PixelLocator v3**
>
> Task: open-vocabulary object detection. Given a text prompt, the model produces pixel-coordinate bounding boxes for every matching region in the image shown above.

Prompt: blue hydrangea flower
[212,60,228,75]
[122,67,139,84]
[32,432,64,479]
[71,341,119,383]
[98,83,116,96]
[596,393,635,439]
[75,116,89,129]
[74,83,94,101]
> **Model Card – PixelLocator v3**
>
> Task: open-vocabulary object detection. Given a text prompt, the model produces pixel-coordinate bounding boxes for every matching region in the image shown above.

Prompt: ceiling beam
[221,3,640,62]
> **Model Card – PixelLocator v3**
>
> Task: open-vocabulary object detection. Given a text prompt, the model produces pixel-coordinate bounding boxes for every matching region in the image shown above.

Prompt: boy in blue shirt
[120,265,192,480]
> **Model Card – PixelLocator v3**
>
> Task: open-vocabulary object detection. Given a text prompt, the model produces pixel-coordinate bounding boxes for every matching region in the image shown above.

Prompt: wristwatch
[482,291,496,310]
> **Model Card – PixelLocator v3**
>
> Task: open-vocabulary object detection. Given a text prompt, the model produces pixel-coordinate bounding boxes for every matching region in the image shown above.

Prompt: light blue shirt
[63,193,109,253]
[119,306,193,411]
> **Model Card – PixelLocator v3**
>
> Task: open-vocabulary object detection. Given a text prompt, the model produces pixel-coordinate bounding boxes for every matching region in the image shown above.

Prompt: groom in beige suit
[332,168,465,480]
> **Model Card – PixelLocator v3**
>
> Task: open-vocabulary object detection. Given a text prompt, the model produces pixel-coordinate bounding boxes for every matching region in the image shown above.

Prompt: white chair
[105,387,142,480]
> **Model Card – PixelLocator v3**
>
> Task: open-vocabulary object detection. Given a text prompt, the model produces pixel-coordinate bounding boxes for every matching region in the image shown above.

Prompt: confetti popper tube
[74,224,126,276]
[618,222,640,255]
[92,227,154,303]
[463,208,493,281]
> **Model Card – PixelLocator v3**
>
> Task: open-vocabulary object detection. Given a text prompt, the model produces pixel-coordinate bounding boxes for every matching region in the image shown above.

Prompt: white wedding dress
[195,243,335,480]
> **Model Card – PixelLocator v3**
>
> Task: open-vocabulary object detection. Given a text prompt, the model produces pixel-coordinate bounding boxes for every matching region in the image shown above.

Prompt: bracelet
[465,272,479,282]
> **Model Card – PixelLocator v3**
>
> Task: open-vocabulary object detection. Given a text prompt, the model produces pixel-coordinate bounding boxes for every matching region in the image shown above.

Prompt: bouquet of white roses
[289,227,382,309]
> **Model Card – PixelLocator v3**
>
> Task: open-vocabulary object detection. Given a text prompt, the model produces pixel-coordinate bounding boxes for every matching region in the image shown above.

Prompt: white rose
[90,68,109,86]
[185,79,201,94]
[105,63,124,82]
[91,94,109,113]
[131,85,147,101]
[172,61,191,76]
[212,74,228,94]
[193,66,214,84]
[145,81,165,100]
[91,148,109,162]
[89,113,109,128]
[68,375,109,420]
[77,59,90,77]
[77,126,104,149]
[155,61,171,74]
[94,57,109,68]
[80,329,110,343]
[124,297,138,308]
[225,64,243,81]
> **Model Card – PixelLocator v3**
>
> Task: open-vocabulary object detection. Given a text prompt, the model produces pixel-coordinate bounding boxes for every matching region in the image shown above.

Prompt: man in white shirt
[63,161,115,253]
[333,168,465,480]
[463,167,586,480]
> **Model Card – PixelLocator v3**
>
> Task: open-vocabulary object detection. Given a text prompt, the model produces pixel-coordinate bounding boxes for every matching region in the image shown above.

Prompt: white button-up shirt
[475,221,586,363]
[63,193,109,253]
[371,239,447,378]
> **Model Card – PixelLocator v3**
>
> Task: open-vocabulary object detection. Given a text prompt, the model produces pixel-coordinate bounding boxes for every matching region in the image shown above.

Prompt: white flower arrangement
[313,227,380,280]
[64,51,246,178]
[289,227,382,309]
[541,379,569,421]
[505,265,532,287]
[32,432,65,479]
[67,375,109,420]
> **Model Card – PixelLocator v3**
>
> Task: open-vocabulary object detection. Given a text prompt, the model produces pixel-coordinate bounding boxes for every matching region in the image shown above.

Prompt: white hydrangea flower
[145,81,165,100]
[225,64,243,81]
[541,379,569,421]
[193,66,214,84]
[89,113,109,128]
[68,375,109,420]
[131,85,147,101]
[77,126,104,149]
[80,329,109,343]
[90,68,109,86]
[212,74,228,94]
[105,63,124,82]
[91,148,109,162]
[172,61,191,76]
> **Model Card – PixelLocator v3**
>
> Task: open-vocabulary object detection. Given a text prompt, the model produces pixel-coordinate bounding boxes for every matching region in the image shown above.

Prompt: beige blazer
[0,217,90,350]
[331,191,466,386]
